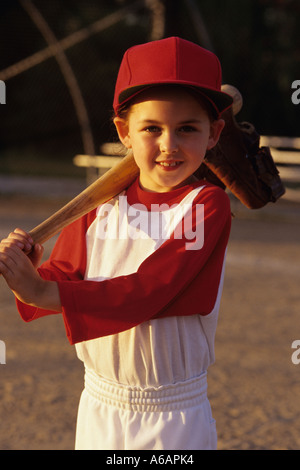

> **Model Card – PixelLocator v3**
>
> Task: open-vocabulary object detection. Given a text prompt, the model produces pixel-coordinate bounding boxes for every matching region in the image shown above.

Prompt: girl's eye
[178,125,197,133]
[142,125,198,134]
[144,126,161,133]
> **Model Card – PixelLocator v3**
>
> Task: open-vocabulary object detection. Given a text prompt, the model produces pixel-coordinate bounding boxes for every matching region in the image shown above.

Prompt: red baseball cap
[113,36,233,118]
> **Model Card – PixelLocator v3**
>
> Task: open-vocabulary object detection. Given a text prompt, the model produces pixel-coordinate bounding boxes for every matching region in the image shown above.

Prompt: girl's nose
[159,132,178,154]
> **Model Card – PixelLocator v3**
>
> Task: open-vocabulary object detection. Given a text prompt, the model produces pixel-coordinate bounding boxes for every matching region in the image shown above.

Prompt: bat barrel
[29,151,139,245]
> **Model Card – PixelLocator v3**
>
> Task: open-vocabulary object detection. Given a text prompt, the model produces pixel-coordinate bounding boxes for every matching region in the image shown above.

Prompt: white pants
[75,368,217,450]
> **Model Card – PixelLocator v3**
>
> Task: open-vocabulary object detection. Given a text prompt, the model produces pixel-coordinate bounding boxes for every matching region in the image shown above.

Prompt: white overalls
[74,187,226,450]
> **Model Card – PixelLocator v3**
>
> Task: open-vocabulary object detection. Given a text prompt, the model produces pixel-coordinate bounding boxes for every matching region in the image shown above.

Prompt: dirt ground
[0,188,299,450]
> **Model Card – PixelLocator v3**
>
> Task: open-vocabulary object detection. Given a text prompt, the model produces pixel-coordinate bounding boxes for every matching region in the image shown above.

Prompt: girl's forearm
[14,279,62,312]
[38,279,62,311]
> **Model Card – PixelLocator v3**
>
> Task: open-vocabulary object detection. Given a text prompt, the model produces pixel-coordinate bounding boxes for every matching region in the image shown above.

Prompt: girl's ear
[207,119,225,150]
[113,117,132,149]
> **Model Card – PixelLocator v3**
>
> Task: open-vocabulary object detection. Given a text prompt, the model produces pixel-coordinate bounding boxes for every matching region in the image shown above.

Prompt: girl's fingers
[13,228,31,237]
[1,229,33,252]
[10,228,33,244]
[27,243,44,268]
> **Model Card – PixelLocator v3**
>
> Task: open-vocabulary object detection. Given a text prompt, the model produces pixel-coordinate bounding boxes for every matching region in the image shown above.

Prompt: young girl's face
[114,87,225,192]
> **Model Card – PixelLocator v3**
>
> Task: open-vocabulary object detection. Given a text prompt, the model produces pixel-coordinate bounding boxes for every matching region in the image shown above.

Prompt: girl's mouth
[156,161,183,168]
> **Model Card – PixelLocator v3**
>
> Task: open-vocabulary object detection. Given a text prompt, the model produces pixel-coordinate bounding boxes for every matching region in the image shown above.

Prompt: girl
[0,37,233,450]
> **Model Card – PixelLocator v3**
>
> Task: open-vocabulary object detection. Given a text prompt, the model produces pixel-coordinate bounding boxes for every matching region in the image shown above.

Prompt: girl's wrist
[32,278,61,312]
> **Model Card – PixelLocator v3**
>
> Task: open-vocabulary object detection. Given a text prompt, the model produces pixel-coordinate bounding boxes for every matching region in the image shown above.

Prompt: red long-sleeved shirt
[16,178,231,345]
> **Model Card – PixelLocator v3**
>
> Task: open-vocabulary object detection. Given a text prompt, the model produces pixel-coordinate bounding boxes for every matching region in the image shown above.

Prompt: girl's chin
[140,172,196,193]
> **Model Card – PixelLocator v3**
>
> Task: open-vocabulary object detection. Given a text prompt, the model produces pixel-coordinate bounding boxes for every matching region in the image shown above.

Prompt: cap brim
[117,83,233,117]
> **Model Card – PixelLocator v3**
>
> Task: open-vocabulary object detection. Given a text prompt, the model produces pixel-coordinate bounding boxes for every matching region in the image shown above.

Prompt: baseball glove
[194,92,286,209]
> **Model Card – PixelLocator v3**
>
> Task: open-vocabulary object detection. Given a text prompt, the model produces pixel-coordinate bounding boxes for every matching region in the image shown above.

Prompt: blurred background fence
[0,0,299,187]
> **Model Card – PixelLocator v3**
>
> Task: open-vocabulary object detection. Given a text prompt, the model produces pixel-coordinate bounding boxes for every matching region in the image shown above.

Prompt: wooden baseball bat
[28,85,242,246]
[29,151,139,245]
